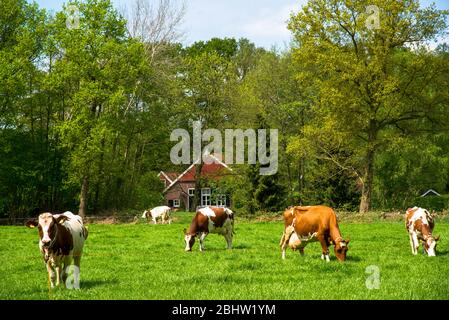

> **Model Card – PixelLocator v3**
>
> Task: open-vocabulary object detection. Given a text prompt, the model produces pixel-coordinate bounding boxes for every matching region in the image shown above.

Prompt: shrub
[414,194,449,211]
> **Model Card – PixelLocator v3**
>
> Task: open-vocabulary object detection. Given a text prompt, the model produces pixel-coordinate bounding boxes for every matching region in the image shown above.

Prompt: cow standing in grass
[405,207,440,256]
[184,206,234,252]
[280,205,349,262]
[142,206,172,224]
[26,211,88,289]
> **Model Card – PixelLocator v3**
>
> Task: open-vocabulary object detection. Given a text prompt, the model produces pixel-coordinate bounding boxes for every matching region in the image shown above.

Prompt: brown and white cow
[26,211,88,289]
[184,206,234,252]
[405,207,440,256]
[280,205,349,262]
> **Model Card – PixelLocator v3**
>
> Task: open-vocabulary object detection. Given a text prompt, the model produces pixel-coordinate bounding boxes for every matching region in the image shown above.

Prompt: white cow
[142,206,172,224]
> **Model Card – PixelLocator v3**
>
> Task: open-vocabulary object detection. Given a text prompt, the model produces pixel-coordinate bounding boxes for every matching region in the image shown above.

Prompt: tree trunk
[192,163,203,210]
[359,147,375,213]
[78,175,89,219]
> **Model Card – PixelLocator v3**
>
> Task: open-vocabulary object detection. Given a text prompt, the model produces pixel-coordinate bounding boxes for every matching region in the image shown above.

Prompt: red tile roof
[178,163,227,182]
[165,172,179,182]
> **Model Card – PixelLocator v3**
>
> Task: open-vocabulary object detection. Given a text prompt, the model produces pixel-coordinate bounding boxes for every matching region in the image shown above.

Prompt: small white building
[420,189,441,197]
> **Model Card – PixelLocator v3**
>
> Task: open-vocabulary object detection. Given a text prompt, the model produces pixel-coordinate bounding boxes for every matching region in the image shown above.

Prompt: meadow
[1,212,448,300]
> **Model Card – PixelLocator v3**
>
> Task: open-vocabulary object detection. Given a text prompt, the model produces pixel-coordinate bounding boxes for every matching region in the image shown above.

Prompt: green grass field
[1,212,448,300]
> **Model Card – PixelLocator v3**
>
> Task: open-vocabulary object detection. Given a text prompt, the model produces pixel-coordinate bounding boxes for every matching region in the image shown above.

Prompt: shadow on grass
[437,250,449,256]
[187,245,250,252]
[82,279,119,289]
[345,255,362,262]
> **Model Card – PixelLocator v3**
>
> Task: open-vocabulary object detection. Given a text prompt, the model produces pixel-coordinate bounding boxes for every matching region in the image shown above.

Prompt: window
[201,188,211,206]
[188,188,195,197]
[216,194,227,207]
[173,199,180,208]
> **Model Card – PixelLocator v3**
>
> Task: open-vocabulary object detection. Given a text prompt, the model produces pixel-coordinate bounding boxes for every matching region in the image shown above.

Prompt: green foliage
[288,0,449,212]
[1,0,448,218]
[414,195,449,212]
[182,37,238,59]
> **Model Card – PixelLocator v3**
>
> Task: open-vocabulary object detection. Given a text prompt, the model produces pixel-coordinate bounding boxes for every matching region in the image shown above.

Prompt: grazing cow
[405,207,440,256]
[26,211,88,289]
[184,206,234,252]
[142,205,172,224]
[280,205,349,262]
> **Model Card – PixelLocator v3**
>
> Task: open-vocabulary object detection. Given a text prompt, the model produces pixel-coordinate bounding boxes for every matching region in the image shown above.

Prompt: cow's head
[26,213,69,247]
[183,228,195,251]
[424,235,440,256]
[334,238,350,261]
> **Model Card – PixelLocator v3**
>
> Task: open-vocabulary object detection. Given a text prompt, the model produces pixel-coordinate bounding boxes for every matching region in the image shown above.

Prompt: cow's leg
[281,227,295,260]
[411,233,419,255]
[199,232,208,251]
[281,244,287,260]
[46,262,56,288]
[318,236,330,262]
[225,231,233,249]
[61,262,68,285]
[409,234,417,255]
[152,217,157,224]
[299,246,305,256]
[72,255,81,290]
[55,264,61,286]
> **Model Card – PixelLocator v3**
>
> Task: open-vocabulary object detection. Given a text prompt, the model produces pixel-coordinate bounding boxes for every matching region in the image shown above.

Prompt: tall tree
[50,0,150,217]
[288,0,449,212]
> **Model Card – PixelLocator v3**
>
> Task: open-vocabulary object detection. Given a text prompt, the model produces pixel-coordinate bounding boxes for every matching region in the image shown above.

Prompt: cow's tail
[83,225,89,240]
[279,232,285,247]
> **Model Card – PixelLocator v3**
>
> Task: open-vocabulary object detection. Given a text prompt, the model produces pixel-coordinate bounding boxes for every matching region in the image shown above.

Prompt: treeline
[1,0,448,220]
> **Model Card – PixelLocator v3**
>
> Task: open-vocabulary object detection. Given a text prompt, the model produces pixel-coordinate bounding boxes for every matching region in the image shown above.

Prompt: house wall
[165,182,194,210]
[164,181,231,211]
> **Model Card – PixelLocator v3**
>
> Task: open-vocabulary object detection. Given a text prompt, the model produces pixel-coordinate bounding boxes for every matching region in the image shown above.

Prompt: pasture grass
[1,212,449,300]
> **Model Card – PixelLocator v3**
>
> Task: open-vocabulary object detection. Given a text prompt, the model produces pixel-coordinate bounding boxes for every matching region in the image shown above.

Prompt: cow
[142,205,172,224]
[280,205,349,262]
[26,211,88,289]
[405,206,440,256]
[184,206,234,252]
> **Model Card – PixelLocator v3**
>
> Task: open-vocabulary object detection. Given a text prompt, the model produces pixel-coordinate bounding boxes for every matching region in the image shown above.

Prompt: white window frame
[216,194,227,207]
[173,199,180,208]
[188,188,195,197]
[201,188,211,206]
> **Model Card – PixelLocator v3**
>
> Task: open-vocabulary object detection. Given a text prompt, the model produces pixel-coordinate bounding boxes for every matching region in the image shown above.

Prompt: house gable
[162,154,232,193]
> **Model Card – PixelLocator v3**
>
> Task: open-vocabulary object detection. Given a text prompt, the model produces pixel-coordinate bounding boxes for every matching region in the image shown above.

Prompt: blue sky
[35,0,449,49]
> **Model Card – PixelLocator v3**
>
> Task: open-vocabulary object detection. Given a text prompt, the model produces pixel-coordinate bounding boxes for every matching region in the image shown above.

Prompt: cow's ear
[345,239,350,245]
[55,215,69,224]
[26,220,38,228]
[435,235,440,242]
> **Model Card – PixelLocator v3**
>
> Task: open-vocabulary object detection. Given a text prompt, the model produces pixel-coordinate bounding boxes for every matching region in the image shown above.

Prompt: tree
[0,0,49,220]
[288,0,449,212]
[49,0,152,217]
[179,44,237,208]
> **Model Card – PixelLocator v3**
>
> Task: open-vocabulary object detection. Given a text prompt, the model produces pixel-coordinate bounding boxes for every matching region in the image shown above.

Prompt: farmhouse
[159,154,233,211]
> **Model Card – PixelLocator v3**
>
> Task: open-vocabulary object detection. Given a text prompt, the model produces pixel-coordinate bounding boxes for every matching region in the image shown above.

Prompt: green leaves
[288,0,449,211]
